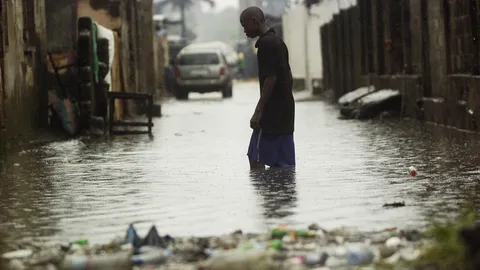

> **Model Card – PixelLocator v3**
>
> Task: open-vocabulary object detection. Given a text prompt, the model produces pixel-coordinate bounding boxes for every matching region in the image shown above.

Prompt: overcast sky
[203,0,238,12]
[152,0,239,13]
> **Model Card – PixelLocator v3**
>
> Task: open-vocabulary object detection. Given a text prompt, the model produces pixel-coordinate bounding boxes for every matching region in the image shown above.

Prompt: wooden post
[109,96,114,134]
[147,95,153,134]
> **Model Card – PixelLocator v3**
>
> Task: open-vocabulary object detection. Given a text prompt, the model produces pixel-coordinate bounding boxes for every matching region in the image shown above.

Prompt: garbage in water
[346,245,375,266]
[1,249,33,260]
[71,238,89,246]
[383,201,406,208]
[1,223,435,270]
[409,166,417,177]
[60,252,132,270]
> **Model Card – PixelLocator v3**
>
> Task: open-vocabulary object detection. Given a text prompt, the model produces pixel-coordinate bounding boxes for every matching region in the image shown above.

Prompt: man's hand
[250,110,262,130]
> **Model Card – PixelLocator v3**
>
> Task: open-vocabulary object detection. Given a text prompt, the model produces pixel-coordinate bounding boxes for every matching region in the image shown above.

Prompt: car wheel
[176,87,189,100]
[228,84,233,97]
[222,84,233,99]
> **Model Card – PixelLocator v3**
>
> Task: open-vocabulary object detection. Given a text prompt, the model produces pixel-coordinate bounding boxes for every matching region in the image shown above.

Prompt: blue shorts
[247,129,296,167]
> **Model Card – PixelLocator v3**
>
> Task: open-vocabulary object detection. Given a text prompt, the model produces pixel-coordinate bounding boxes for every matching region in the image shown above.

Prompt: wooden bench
[107,92,154,135]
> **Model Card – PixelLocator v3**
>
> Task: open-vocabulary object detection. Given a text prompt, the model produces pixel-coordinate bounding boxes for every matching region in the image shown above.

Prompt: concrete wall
[45,0,77,53]
[282,0,354,91]
[282,6,307,81]
[0,0,48,151]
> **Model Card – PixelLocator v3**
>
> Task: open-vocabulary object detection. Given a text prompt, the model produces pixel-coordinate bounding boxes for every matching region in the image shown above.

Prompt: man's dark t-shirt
[255,29,295,135]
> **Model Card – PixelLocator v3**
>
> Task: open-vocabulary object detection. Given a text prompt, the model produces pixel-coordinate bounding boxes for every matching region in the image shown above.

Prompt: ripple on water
[1,85,480,251]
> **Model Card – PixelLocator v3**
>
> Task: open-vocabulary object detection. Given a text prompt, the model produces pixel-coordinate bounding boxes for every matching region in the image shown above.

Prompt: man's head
[240,6,266,38]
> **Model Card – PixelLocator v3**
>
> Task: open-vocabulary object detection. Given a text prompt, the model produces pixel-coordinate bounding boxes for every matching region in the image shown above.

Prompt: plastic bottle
[71,238,88,246]
[271,228,316,239]
[197,249,276,270]
[237,242,267,251]
[303,251,328,266]
[131,248,171,265]
[60,252,132,270]
[409,166,417,176]
[268,240,282,251]
[346,245,374,266]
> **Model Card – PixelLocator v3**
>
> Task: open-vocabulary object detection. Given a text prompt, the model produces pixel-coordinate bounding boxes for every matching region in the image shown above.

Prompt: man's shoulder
[258,33,282,48]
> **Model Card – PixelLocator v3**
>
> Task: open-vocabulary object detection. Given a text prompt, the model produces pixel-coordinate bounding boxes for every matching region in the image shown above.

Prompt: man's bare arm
[254,76,277,114]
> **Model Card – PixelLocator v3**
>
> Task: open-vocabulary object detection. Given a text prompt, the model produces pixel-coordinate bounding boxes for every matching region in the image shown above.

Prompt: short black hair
[240,6,265,22]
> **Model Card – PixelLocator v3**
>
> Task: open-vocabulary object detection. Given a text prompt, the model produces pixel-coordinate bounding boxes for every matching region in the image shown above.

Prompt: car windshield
[179,53,220,65]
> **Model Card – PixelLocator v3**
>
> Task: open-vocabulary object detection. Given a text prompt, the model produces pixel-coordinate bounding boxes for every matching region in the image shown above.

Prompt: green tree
[155,0,215,38]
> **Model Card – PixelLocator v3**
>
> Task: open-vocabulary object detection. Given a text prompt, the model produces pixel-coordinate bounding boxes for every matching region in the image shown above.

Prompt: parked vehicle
[187,41,238,70]
[174,45,233,100]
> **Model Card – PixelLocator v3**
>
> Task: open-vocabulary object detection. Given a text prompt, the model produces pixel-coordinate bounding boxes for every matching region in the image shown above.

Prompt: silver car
[174,46,233,100]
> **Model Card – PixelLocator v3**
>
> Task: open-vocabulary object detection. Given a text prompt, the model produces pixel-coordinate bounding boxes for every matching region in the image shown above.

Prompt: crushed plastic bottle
[71,238,88,246]
[385,237,402,249]
[346,245,374,266]
[268,240,282,251]
[60,252,132,270]
[237,242,267,251]
[2,249,33,260]
[303,251,328,266]
[197,249,277,270]
[131,248,172,265]
[408,166,417,177]
[271,227,316,239]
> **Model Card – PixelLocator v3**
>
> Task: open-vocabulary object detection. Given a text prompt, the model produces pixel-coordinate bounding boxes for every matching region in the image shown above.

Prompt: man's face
[240,16,259,39]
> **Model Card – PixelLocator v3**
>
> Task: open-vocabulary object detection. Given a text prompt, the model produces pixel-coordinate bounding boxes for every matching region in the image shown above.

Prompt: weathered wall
[118,0,157,114]
[319,0,480,132]
[135,0,156,96]
[1,0,48,151]
[427,2,448,98]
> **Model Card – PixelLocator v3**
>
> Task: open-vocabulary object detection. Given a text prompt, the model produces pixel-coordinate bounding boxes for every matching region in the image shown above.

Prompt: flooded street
[1,81,480,251]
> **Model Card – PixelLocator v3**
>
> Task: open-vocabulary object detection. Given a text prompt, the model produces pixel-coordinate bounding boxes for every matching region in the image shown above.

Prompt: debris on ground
[0,223,435,270]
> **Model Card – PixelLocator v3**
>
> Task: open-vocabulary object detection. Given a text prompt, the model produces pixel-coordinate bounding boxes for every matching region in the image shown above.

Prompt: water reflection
[2,84,480,251]
[0,147,60,252]
[361,119,480,221]
[250,168,297,222]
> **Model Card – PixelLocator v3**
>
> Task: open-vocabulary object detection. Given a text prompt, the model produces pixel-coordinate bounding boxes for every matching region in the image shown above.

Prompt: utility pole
[304,5,311,93]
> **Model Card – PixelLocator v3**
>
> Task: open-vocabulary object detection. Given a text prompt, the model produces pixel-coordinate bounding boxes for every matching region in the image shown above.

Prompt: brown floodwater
[1,81,480,251]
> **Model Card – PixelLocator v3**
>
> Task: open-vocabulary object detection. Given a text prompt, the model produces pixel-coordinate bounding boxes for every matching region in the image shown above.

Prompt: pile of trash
[1,224,428,270]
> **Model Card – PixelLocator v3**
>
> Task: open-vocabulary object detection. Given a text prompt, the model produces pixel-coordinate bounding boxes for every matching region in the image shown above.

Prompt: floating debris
[383,201,406,208]
[409,166,417,177]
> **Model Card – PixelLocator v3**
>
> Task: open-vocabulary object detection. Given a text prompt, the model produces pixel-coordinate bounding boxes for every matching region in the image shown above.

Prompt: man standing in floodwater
[240,7,296,170]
